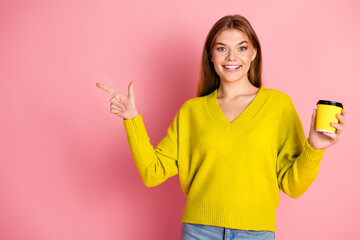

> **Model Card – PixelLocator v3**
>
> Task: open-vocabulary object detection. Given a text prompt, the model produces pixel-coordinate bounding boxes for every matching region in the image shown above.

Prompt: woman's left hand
[308,108,346,150]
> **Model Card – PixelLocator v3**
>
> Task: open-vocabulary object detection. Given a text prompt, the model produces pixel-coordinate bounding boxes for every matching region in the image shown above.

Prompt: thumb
[310,108,316,130]
[128,81,135,100]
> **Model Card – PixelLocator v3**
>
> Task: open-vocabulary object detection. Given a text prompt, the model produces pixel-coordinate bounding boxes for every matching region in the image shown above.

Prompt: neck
[217,78,259,99]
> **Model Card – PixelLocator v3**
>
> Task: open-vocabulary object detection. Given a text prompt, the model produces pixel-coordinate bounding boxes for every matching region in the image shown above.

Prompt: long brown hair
[197,14,263,97]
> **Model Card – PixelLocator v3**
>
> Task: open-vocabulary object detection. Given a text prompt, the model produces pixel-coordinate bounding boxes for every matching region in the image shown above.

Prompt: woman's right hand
[96,81,139,120]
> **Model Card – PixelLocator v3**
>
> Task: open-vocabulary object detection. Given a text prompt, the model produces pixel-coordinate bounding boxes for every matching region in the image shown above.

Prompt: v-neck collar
[205,85,270,132]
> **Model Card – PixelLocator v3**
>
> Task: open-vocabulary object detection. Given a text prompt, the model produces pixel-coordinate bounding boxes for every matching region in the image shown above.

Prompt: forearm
[279,138,325,198]
[123,114,178,187]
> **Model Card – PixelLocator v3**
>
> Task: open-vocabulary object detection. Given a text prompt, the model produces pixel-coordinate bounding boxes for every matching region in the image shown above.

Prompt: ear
[251,49,257,61]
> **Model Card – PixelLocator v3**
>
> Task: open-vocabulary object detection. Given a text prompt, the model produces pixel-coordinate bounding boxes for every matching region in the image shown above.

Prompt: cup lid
[317,100,343,108]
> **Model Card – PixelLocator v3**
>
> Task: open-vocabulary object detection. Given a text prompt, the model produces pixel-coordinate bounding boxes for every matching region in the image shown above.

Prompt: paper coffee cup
[316,100,343,133]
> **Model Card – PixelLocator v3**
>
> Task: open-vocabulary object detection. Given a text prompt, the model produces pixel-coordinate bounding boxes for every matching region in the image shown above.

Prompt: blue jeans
[181,223,275,240]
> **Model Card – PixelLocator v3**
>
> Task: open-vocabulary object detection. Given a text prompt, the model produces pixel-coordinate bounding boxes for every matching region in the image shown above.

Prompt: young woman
[96,14,346,240]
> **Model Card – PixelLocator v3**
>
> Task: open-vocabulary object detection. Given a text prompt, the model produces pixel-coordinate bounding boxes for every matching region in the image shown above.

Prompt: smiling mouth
[223,65,242,72]
[223,65,241,69]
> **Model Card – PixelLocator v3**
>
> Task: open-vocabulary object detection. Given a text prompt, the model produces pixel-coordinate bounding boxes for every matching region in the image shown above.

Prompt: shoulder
[264,87,295,107]
[179,94,207,111]
[265,87,292,102]
[171,94,209,121]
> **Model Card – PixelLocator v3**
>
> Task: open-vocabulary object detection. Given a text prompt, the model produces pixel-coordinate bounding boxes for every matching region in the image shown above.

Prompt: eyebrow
[215,41,248,45]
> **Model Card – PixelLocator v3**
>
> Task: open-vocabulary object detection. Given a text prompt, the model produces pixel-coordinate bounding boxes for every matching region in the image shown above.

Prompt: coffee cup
[316,100,343,133]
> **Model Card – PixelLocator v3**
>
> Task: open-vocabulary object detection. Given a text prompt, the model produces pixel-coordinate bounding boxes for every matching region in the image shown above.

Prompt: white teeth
[224,65,240,69]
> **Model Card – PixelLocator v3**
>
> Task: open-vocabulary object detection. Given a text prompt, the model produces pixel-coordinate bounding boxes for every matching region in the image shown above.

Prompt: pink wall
[1,0,359,239]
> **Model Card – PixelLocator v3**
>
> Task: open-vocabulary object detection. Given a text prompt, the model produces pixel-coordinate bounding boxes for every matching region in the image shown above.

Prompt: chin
[220,76,245,82]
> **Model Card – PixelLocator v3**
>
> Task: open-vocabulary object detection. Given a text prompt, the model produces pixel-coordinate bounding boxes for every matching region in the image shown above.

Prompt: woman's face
[210,29,257,84]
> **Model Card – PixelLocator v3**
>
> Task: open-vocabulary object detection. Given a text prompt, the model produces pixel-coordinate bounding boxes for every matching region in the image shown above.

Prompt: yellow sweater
[123,85,325,232]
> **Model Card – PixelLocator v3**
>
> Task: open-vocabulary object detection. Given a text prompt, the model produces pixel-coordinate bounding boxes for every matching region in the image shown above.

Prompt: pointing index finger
[96,82,119,96]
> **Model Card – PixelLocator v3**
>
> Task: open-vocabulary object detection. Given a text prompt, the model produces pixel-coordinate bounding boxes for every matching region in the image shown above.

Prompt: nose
[225,49,237,61]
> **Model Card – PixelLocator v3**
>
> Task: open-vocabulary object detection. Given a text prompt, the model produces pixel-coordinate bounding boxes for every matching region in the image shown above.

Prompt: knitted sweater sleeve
[276,97,325,199]
[123,113,179,187]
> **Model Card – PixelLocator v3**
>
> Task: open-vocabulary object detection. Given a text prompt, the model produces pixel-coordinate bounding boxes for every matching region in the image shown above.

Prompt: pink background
[1,0,359,239]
